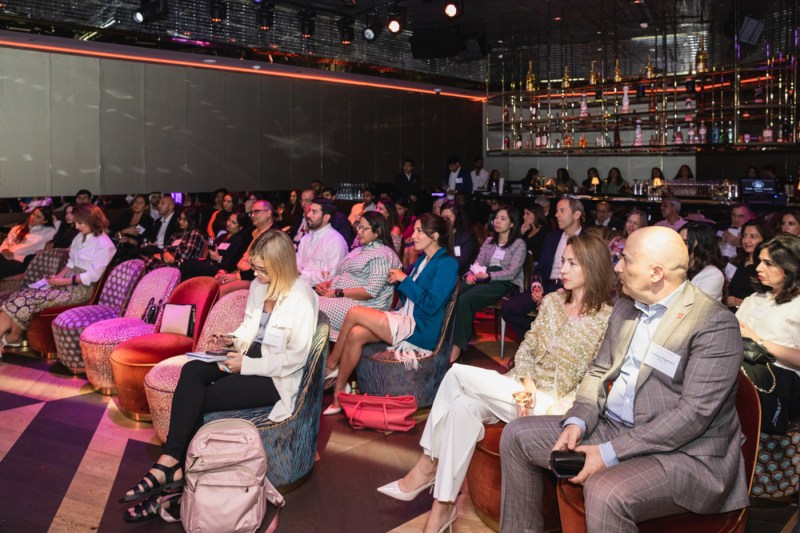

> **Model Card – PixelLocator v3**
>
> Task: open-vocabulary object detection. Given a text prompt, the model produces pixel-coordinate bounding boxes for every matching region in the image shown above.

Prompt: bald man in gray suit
[499,227,749,532]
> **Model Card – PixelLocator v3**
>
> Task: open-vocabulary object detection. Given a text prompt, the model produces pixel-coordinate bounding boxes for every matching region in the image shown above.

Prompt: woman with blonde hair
[378,233,613,533]
[120,230,318,522]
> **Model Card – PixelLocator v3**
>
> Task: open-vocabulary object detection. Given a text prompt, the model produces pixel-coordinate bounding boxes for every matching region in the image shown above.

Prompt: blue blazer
[397,248,458,350]
[441,167,473,194]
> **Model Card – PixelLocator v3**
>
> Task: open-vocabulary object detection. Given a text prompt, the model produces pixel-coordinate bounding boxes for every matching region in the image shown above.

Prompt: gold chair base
[41,351,57,360]
[119,407,152,422]
[91,384,116,396]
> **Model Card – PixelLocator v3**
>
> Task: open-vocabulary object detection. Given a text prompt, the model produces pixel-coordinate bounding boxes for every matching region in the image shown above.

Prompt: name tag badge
[455,178,463,184]
[454,245,461,257]
[645,344,681,379]
[724,263,737,281]
[493,249,506,260]
[135,225,146,235]
[263,327,288,350]
[217,242,230,251]
[171,239,182,247]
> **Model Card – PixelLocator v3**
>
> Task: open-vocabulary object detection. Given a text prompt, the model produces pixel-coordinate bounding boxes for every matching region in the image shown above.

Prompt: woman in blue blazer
[322,213,458,415]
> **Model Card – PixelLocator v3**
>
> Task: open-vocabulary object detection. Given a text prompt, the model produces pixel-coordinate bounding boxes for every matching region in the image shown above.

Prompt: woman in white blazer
[120,231,318,522]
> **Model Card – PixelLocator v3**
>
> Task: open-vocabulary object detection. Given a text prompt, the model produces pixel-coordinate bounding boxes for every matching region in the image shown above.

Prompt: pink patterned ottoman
[81,318,157,394]
[144,355,191,443]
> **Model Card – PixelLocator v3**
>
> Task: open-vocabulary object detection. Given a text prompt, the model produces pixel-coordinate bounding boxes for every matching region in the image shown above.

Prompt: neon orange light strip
[0,38,486,102]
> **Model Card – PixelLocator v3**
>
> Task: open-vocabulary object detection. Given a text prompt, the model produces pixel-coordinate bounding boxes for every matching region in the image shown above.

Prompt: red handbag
[336,392,418,432]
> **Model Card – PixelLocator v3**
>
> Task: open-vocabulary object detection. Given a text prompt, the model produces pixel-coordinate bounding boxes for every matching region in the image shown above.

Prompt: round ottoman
[53,305,118,374]
[466,423,560,532]
[752,430,800,498]
[110,333,194,421]
[144,355,191,443]
[81,317,157,395]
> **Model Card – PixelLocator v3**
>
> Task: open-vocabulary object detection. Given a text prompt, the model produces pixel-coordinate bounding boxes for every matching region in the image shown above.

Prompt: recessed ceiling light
[640,22,648,28]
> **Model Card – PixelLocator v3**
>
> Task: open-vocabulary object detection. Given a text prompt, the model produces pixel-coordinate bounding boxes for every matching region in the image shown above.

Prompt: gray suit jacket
[563,283,749,514]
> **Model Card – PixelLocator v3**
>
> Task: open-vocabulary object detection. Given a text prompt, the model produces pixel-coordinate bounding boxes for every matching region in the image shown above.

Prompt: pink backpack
[160,418,284,533]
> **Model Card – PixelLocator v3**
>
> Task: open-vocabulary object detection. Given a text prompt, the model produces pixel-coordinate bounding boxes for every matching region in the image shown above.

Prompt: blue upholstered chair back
[204,312,330,489]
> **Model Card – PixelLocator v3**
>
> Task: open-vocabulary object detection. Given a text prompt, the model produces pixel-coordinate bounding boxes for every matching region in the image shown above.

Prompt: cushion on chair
[163,277,220,346]
[81,317,156,345]
[111,333,195,365]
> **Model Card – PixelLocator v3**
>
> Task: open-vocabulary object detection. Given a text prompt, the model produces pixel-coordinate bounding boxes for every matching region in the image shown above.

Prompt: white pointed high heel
[437,505,458,533]
[376,477,434,501]
[322,383,351,416]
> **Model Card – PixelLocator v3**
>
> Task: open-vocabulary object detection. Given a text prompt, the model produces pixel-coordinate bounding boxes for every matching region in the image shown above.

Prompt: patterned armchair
[144,289,250,442]
[752,421,800,499]
[204,313,330,490]
[81,267,180,394]
[110,277,220,420]
[0,248,70,306]
[355,289,458,408]
[51,259,145,373]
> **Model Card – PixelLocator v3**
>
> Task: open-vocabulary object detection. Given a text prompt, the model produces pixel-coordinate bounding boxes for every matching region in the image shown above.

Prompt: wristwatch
[335,288,344,298]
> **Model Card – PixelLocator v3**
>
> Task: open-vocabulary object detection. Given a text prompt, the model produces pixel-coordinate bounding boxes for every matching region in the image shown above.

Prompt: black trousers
[163,360,280,460]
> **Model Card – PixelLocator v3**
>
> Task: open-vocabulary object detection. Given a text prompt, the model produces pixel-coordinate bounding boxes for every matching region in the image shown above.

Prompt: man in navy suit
[442,155,472,194]
[501,197,584,340]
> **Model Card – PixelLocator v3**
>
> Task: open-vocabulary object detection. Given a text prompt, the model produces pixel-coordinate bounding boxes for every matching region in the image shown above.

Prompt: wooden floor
[0,313,797,532]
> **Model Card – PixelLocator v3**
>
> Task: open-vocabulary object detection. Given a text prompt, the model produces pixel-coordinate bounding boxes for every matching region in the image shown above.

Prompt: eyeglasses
[249,209,268,217]
[355,225,372,232]
[251,264,269,276]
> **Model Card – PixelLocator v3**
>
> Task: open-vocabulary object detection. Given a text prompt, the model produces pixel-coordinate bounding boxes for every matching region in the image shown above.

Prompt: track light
[339,17,355,45]
[363,10,382,41]
[298,9,315,38]
[444,1,463,18]
[255,2,274,31]
[387,3,406,34]
[133,0,169,24]
[209,0,226,24]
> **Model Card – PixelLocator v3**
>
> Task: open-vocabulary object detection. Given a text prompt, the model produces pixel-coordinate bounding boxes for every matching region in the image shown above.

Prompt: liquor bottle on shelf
[649,89,657,113]
[781,121,790,143]
[695,35,708,74]
[578,133,588,148]
[525,131,533,150]
[535,128,542,148]
[563,133,573,148]
[621,85,630,113]
[529,102,537,120]
[589,60,599,85]
[562,65,570,89]
[699,120,708,144]
[684,95,694,122]
[687,122,696,144]
[613,121,621,147]
[613,59,622,83]
[674,125,684,145]
[503,104,509,123]
[762,126,773,143]
[645,54,654,79]
[503,135,511,150]
[515,134,523,150]
[726,121,734,144]
[580,93,589,117]
[633,119,643,147]
[525,60,537,93]
[719,122,728,144]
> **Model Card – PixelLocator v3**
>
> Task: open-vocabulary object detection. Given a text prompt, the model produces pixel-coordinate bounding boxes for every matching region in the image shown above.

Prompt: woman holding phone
[377,233,613,533]
[119,231,318,522]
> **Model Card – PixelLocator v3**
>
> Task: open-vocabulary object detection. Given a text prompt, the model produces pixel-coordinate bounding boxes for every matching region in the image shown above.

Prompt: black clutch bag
[549,450,586,479]
[742,338,775,365]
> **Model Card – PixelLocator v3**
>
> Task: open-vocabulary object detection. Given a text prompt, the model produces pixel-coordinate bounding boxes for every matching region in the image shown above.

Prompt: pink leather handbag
[337,392,418,431]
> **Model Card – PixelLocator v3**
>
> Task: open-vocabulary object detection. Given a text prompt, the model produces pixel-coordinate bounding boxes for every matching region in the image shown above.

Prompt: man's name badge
[644,344,681,379]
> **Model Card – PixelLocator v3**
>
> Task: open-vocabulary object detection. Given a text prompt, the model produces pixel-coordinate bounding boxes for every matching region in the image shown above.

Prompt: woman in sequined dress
[377,233,613,533]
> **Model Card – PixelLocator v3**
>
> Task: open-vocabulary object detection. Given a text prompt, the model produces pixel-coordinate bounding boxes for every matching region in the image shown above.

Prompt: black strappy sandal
[123,492,161,523]
[119,462,184,503]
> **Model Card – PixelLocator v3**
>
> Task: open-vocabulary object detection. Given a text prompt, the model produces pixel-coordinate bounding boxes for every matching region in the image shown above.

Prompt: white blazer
[233,277,319,422]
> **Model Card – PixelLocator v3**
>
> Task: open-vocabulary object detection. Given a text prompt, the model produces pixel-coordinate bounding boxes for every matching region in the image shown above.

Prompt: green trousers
[452,279,515,351]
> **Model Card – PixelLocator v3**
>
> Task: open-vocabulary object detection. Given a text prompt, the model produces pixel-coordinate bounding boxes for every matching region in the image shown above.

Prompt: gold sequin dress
[506,292,612,414]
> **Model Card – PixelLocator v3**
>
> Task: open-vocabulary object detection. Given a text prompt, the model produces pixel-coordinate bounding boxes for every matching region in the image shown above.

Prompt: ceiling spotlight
[298,9,315,38]
[209,0,226,24]
[339,17,355,45]
[363,11,382,41]
[387,3,406,33]
[256,2,274,31]
[134,0,169,24]
[444,1,463,18]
